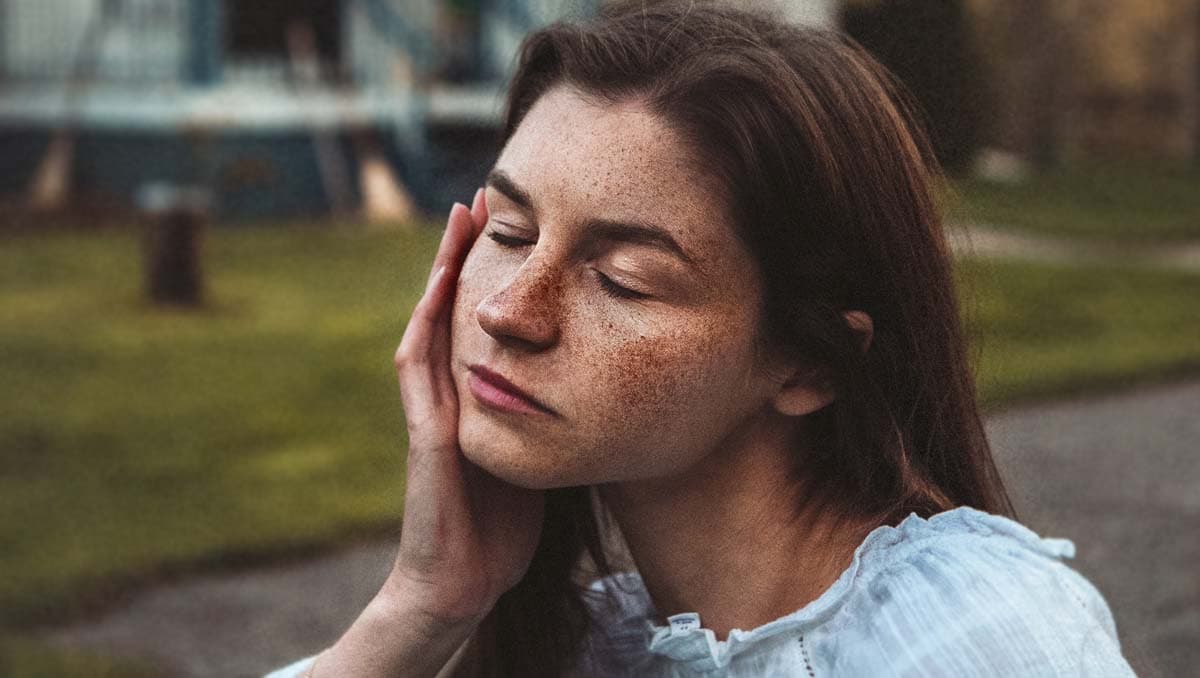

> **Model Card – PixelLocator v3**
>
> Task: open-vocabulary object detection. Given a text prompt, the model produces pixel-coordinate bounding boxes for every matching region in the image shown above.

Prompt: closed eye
[486,230,533,248]
[597,272,650,300]
[486,229,650,301]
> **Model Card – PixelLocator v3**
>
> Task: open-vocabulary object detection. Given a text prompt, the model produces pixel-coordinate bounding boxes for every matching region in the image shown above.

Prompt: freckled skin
[450,85,785,489]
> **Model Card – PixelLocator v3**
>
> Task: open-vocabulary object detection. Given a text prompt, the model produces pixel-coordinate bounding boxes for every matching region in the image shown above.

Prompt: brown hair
[452,1,1014,675]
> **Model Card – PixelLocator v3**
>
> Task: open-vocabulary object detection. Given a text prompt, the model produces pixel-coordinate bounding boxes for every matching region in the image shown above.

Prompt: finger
[398,264,448,374]
[423,204,476,370]
[425,202,469,291]
[400,205,474,397]
[400,203,476,415]
[397,263,459,426]
[470,187,487,236]
[442,202,479,278]
[470,187,483,221]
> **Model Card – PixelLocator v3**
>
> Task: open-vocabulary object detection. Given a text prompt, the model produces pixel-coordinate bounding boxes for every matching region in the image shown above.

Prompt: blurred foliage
[948,163,1200,241]
[842,0,988,173]
[1,223,1199,663]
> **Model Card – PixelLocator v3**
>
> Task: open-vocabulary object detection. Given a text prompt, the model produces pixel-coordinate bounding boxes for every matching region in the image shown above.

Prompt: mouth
[467,364,557,416]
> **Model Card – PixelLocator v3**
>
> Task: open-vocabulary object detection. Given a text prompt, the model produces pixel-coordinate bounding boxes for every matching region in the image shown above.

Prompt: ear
[769,310,874,417]
[843,310,874,353]
[770,372,837,417]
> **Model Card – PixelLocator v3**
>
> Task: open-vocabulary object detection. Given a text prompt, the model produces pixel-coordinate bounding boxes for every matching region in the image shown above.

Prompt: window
[225,0,342,67]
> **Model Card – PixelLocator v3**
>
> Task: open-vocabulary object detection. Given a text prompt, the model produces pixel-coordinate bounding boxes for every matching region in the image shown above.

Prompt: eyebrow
[484,168,699,269]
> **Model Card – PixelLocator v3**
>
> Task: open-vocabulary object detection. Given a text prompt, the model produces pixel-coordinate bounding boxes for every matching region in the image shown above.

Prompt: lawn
[0,224,440,629]
[959,258,1200,406]
[2,225,1199,669]
[948,162,1200,242]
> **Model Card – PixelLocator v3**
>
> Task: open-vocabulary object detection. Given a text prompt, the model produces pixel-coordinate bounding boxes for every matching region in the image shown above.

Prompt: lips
[468,365,556,415]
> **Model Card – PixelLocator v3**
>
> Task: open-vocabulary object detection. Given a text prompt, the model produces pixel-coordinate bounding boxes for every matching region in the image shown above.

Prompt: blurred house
[0,0,598,220]
[0,0,837,221]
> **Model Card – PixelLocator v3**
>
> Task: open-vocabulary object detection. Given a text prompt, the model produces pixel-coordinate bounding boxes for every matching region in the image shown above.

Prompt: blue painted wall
[187,0,223,86]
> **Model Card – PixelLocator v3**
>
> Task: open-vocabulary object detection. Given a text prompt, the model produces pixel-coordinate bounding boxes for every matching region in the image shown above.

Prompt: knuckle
[394,343,423,370]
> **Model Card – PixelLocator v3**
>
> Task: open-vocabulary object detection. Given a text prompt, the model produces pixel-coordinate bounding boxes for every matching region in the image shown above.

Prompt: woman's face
[451,85,784,489]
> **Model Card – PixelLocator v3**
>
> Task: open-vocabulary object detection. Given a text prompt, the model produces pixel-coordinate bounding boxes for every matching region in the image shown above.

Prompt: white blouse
[267,506,1135,677]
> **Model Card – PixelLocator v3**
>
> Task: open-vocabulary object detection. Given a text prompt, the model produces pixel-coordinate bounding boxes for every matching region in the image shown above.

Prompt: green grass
[949,163,1200,242]
[0,224,441,629]
[959,258,1200,406]
[1,226,1199,670]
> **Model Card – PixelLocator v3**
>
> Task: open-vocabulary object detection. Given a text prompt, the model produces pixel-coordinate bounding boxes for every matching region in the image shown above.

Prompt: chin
[459,424,578,490]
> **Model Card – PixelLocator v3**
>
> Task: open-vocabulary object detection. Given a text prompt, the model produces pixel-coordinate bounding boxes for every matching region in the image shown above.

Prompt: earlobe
[771,377,836,417]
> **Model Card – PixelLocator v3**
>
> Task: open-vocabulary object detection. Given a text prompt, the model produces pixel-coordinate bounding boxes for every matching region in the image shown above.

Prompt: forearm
[312,581,485,678]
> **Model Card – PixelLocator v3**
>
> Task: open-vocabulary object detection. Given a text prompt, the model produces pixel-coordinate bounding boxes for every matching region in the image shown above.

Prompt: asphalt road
[986,379,1200,678]
[45,379,1200,677]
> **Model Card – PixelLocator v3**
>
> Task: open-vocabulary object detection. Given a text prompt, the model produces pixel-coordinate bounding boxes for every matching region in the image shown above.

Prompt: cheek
[606,335,695,415]
[591,317,751,435]
[553,318,757,483]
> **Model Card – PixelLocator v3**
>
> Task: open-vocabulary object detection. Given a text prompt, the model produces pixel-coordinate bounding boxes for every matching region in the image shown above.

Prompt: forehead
[495,85,737,268]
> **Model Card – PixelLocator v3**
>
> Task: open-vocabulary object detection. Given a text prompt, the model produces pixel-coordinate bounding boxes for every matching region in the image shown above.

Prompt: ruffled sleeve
[810,509,1136,677]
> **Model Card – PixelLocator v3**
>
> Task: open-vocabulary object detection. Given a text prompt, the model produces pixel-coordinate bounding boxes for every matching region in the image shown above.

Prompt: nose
[475,258,562,352]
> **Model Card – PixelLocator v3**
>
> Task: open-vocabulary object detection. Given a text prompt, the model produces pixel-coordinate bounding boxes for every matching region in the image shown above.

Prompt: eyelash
[485,229,649,301]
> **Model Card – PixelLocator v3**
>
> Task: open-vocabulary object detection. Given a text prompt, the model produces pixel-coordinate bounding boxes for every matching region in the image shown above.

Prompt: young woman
[269,2,1134,676]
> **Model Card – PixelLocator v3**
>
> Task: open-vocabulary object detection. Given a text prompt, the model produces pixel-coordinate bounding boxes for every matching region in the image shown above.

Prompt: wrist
[381,566,499,628]
[377,569,494,632]
[314,582,484,678]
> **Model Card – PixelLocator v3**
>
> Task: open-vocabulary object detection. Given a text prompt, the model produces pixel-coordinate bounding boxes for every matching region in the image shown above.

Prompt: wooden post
[138,184,210,307]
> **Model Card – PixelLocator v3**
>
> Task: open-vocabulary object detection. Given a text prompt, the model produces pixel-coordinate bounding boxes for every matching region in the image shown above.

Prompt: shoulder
[814,506,1135,677]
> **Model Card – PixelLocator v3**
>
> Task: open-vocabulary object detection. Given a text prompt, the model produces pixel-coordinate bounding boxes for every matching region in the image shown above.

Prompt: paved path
[44,380,1200,677]
[44,540,398,677]
[987,380,1200,678]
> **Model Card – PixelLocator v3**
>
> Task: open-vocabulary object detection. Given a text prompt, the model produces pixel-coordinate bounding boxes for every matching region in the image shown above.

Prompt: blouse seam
[798,632,817,677]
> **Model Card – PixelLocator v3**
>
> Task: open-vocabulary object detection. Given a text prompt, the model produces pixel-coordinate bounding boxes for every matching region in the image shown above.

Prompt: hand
[388,188,546,625]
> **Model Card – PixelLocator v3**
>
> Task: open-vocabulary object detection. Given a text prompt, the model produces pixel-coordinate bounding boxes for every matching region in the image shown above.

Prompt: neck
[597,411,872,642]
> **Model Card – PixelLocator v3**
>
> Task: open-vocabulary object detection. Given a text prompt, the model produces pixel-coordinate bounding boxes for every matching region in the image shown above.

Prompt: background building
[9,0,1192,222]
[0,1,837,221]
[0,0,604,220]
